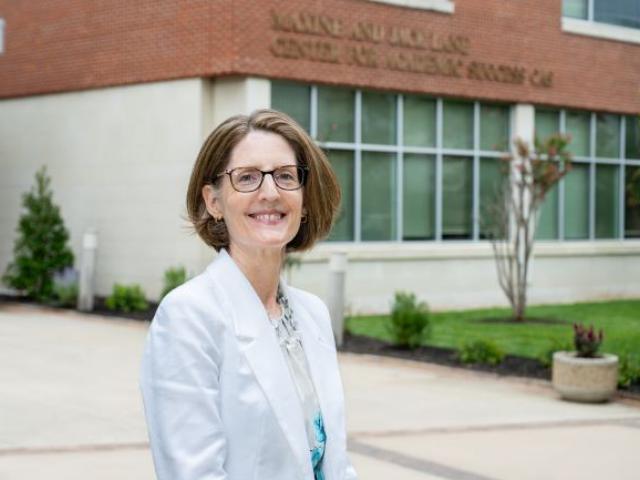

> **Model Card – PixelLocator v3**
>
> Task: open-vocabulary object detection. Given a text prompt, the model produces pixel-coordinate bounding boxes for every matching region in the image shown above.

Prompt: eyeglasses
[216,165,308,193]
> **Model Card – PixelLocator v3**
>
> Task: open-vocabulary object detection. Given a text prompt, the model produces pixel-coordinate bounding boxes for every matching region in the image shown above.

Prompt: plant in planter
[552,323,619,403]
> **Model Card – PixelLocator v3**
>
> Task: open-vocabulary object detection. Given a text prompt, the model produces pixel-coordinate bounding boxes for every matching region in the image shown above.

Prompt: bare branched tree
[482,135,572,321]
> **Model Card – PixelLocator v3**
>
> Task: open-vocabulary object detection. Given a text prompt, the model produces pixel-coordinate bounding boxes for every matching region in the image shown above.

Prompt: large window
[272,80,510,242]
[563,0,640,29]
[534,109,640,240]
[272,80,637,243]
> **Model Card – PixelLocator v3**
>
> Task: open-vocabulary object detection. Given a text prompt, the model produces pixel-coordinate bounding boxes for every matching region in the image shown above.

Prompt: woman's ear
[202,184,224,220]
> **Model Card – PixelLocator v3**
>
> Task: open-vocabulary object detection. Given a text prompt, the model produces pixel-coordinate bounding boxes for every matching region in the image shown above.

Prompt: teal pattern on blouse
[270,285,327,480]
[311,413,326,479]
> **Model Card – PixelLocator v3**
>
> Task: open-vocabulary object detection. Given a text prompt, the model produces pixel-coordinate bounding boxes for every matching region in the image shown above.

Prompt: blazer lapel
[209,250,312,478]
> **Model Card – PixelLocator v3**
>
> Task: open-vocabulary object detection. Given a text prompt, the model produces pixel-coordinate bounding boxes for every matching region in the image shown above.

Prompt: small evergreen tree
[2,166,74,301]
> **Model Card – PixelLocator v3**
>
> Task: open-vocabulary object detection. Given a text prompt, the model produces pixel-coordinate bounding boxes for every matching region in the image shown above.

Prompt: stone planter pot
[552,351,618,403]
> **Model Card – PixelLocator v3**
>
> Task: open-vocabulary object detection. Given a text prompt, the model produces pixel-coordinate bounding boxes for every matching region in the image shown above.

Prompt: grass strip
[346,299,640,364]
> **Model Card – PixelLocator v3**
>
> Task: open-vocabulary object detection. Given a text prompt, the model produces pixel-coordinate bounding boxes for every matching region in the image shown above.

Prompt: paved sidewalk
[1,303,639,479]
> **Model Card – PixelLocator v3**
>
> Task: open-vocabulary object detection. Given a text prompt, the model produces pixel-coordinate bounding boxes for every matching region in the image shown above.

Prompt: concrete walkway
[1,303,639,479]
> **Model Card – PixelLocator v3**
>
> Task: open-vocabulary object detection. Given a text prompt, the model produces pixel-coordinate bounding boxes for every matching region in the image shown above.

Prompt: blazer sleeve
[139,300,228,480]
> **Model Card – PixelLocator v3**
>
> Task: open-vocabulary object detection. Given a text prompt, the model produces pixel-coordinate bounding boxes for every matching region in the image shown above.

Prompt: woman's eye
[238,172,258,183]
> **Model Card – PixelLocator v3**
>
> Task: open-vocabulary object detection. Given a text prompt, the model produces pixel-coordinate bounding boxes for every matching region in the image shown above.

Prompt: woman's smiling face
[203,129,304,256]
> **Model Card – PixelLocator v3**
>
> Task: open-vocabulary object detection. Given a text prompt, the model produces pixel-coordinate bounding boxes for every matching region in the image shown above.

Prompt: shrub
[2,166,74,301]
[53,283,79,308]
[50,267,78,308]
[105,283,149,312]
[160,266,187,299]
[458,339,505,366]
[573,323,603,358]
[537,338,573,368]
[387,291,430,349]
[618,352,640,389]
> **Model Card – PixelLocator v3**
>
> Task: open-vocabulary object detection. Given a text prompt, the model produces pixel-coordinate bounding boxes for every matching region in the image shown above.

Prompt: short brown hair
[186,109,341,252]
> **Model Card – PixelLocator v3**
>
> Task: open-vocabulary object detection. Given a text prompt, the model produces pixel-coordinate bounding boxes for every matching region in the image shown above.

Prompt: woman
[139,109,358,480]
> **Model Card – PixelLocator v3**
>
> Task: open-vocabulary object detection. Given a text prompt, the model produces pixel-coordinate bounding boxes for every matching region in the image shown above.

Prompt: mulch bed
[91,296,158,322]
[2,295,639,399]
[340,332,640,399]
[340,332,551,380]
[0,294,158,322]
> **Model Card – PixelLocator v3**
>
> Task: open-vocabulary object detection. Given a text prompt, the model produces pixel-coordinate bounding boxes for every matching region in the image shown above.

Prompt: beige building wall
[0,76,274,301]
[287,242,640,314]
[1,77,639,312]
[0,78,211,299]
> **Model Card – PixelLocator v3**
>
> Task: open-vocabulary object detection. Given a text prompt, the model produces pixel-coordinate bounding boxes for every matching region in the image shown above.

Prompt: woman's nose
[258,173,280,199]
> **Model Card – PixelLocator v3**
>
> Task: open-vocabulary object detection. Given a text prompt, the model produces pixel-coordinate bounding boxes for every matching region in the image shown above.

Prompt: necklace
[269,285,301,350]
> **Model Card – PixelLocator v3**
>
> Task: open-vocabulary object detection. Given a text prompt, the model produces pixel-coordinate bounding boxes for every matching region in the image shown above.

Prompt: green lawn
[346,299,640,364]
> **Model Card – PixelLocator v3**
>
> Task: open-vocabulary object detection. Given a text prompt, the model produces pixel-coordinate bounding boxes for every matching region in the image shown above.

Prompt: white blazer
[139,249,357,480]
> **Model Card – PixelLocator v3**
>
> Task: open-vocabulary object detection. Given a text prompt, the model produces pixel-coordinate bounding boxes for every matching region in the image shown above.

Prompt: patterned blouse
[269,285,326,480]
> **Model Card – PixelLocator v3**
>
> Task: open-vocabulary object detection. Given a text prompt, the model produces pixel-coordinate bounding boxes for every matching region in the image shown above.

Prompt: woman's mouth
[248,212,286,225]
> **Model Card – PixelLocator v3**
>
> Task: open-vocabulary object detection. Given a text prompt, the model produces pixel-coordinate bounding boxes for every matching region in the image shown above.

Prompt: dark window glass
[596,114,620,158]
[443,101,473,150]
[271,81,310,133]
[626,115,640,159]
[566,111,590,157]
[479,158,506,239]
[537,184,560,240]
[326,150,354,241]
[535,109,560,144]
[564,163,590,239]
[625,166,640,238]
[595,164,620,238]
[361,152,396,240]
[362,91,396,145]
[480,104,509,151]
[318,86,355,143]
[563,0,588,19]
[403,95,436,147]
[403,154,435,240]
[442,156,472,239]
[594,0,640,29]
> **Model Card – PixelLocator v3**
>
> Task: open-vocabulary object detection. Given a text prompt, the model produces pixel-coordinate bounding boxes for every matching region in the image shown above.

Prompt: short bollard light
[77,229,98,312]
[328,252,347,348]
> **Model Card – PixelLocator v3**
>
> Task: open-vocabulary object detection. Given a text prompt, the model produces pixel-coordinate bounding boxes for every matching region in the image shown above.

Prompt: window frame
[0,18,5,55]
[562,0,640,45]
[535,109,639,241]
[367,0,454,14]
[319,90,510,242]
[273,81,638,243]
[273,80,511,243]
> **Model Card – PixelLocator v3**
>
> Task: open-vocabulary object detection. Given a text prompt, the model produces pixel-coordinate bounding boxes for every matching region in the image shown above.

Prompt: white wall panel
[0,78,212,300]
[289,241,640,314]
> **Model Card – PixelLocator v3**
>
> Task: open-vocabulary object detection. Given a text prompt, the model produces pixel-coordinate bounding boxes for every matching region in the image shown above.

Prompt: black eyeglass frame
[214,165,309,193]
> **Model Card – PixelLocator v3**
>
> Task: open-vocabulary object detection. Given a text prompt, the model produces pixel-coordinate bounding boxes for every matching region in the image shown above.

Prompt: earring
[301,214,308,224]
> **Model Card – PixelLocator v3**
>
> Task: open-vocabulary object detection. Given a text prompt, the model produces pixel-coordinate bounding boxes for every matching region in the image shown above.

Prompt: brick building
[1,0,639,312]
